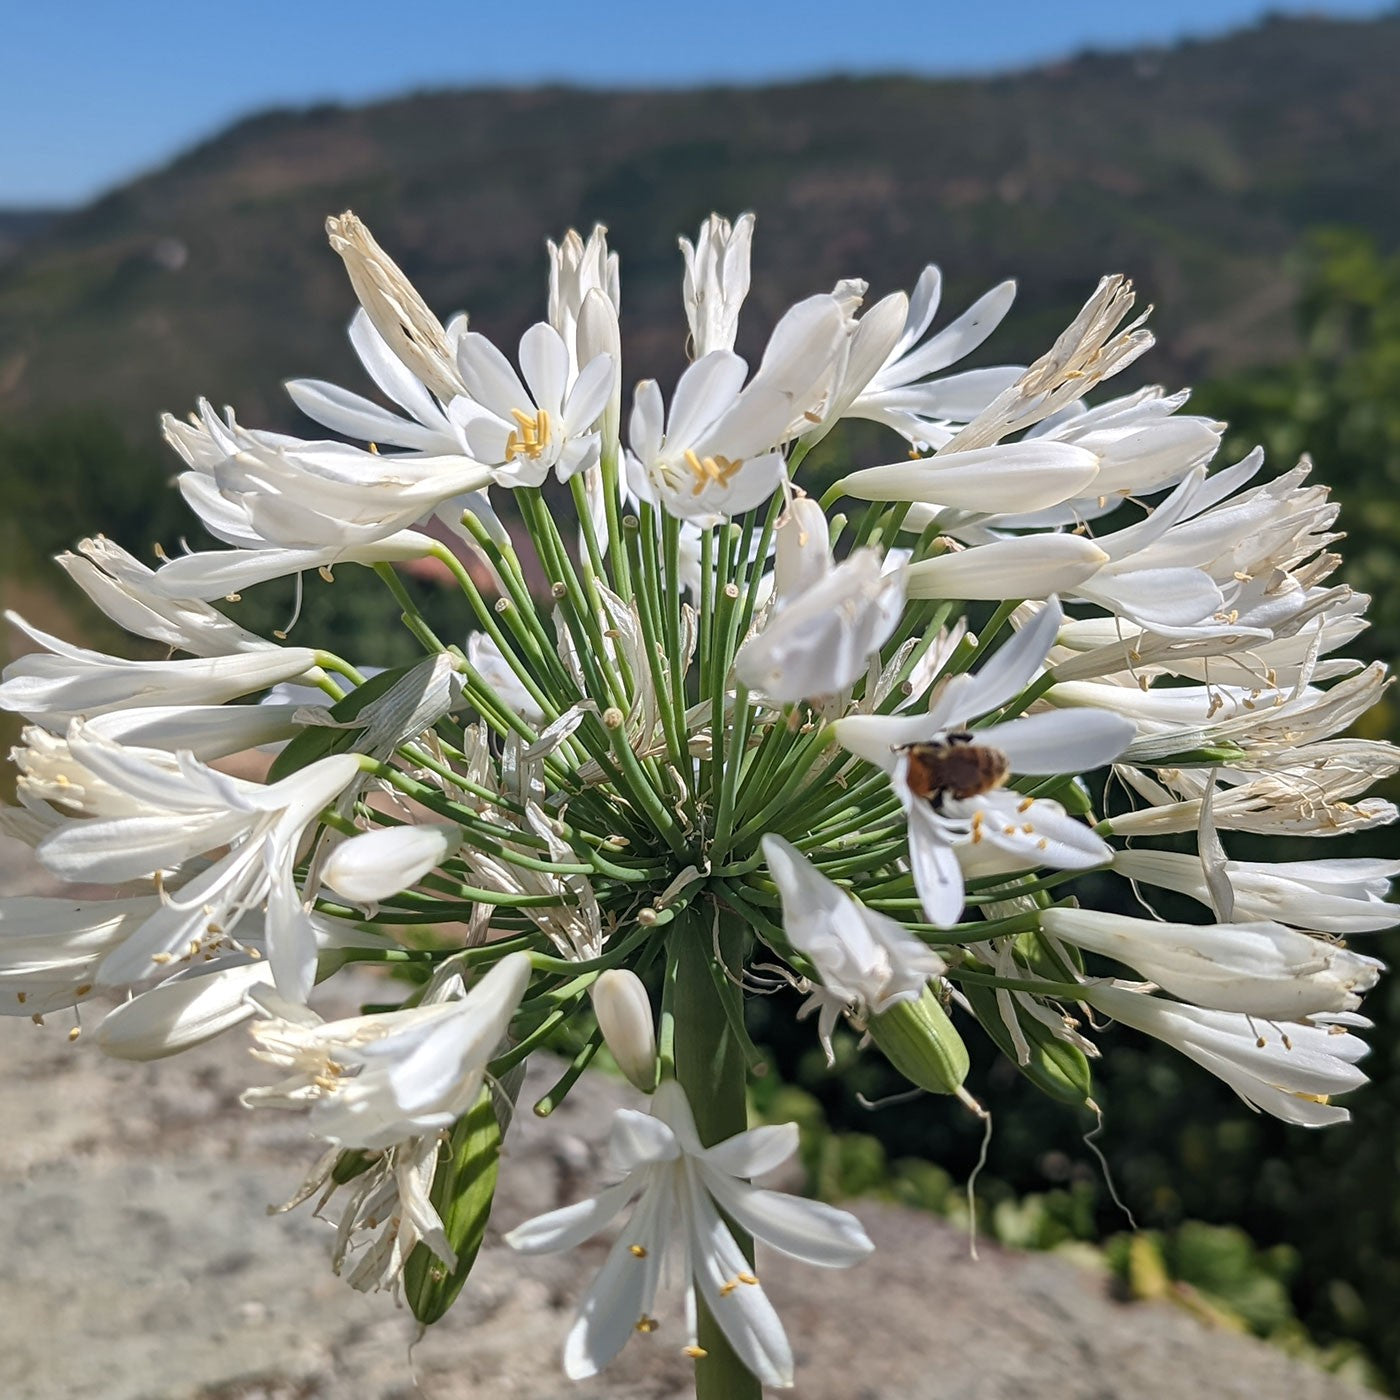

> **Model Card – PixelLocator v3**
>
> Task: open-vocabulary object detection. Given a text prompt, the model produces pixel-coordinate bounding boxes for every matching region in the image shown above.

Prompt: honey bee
[899,732,1010,810]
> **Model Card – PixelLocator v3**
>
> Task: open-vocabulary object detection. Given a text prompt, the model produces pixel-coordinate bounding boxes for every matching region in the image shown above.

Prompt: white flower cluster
[2,209,1393,1393]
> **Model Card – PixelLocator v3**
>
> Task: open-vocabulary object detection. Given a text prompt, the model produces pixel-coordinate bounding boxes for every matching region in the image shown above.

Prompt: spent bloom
[0,206,1392,1395]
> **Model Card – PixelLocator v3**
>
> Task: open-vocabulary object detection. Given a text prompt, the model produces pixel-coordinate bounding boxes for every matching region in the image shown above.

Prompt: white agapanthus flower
[833,600,1134,924]
[735,547,904,703]
[2,204,1393,1396]
[31,724,361,999]
[505,1079,873,1387]
[763,834,945,1061]
[1040,906,1382,1018]
[454,322,615,486]
[1086,983,1371,1128]
[243,951,531,1149]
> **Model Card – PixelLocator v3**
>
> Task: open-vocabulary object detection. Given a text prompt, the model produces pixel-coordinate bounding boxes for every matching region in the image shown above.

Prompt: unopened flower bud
[866,984,970,1098]
[322,823,460,904]
[774,496,830,600]
[591,969,657,1092]
[602,706,625,730]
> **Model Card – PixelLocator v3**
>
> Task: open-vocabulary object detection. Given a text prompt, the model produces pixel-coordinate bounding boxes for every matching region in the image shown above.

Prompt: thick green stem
[671,912,761,1400]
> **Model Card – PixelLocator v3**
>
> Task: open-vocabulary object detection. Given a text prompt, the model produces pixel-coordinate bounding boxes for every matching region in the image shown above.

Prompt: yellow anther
[682,448,741,494]
[737,1271,759,1286]
[16,992,25,1005]
[635,1315,660,1334]
[68,1026,81,1043]
[505,407,551,462]
[1017,798,1035,813]
[683,1345,708,1359]
[628,1244,647,1258]
[719,1279,738,1298]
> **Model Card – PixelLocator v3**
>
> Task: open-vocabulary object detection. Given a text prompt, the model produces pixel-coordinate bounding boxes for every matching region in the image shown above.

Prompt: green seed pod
[404,1084,506,1326]
[867,984,970,1095]
[961,981,1094,1107]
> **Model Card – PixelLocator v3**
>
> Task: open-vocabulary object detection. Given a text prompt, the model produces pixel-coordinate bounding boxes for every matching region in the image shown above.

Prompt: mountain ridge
[2,10,1398,435]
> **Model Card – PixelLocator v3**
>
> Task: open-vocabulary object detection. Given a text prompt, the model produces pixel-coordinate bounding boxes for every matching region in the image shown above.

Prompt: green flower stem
[362,761,643,878]
[992,669,1057,723]
[569,472,610,587]
[711,682,752,853]
[947,966,1087,999]
[371,563,452,655]
[940,597,1022,680]
[599,449,633,599]
[623,517,692,778]
[671,910,761,1400]
[734,497,782,643]
[519,488,631,707]
[312,652,366,688]
[532,1027,606,1117]
[426,543,562,724]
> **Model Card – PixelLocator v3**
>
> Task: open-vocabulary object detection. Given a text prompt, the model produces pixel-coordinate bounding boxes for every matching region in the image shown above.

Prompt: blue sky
[3,0,1392,205]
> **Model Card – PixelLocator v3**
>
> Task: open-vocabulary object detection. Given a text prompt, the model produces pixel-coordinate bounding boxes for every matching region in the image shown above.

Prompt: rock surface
[0,836,1373,1399]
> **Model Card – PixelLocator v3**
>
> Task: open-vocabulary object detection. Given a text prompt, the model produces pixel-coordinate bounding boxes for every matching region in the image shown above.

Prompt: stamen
[628,1244,647,1258]
[635,1315,660,1334]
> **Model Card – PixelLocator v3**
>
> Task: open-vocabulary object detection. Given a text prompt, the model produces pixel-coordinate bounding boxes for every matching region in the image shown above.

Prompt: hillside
[1,11,1399,437]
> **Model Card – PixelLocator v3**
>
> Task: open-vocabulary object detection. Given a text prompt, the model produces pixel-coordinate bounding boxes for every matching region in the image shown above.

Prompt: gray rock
[0,974,1371,1400]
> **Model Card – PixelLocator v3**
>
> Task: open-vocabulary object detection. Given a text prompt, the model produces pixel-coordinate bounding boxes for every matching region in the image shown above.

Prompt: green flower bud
[867,984,970,1096]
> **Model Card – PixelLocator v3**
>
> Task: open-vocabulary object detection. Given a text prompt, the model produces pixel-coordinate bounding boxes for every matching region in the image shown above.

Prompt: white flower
[34,724,361,1000]
[1113,849,1400,934]
[288,309,469,455]
[243,950,531,1150]
[903,534,1109,601]
[97,958,275,1058]
[840,267,1022,447]
[56,535,277,657]
[0,894,161,1017]
[837,440,1101,517]
[454,321,614,486]
[590,969,658,1092]
[680,212,755,358]
[735,548,904,703]
[551,233,624,477]
[763,834,945,1062]
[833,601,1132,925]
[321,823,461,905]
[1086,983,1370,1127]
[0,612,319,728]
[1040,906,1381,1018]
[946,274,1153,453]
[80,703,311,760]
[627,295,848,521]
[504,1078,873,1387]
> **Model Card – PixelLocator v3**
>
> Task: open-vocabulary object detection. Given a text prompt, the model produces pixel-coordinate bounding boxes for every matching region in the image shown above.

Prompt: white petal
[503,1177,641,1255]
[905,536,1107,601]
[907,801,966,926]
[702,1173,874,1268]
[987,709,1134,774]
[702,1122,799,1180]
